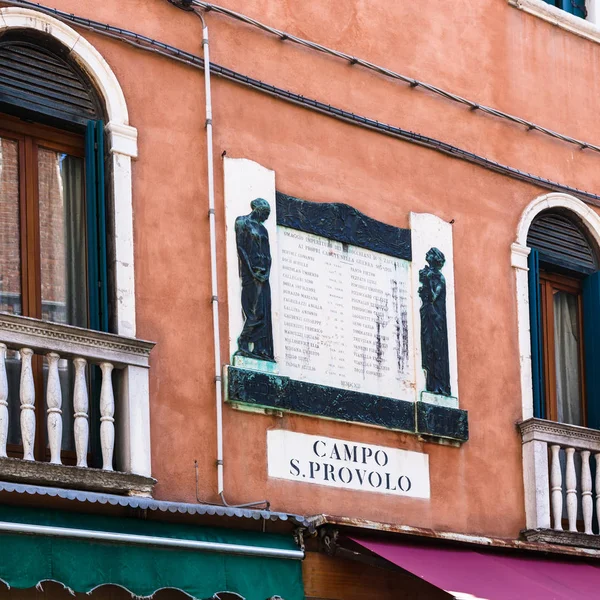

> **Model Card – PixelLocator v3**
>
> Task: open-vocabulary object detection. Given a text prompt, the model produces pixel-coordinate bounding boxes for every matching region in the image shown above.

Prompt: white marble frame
[410,213,459,408]
[509,0,600,45]
[0,8,150,478]
[223,158,281,366]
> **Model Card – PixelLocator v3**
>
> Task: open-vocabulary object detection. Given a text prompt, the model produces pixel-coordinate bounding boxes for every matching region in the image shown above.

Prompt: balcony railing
[0,313,155,496]
[520,418,600,546]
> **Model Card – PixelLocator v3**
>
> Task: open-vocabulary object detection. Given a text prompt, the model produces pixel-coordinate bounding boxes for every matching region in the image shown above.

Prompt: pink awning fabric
[351,537,600,600]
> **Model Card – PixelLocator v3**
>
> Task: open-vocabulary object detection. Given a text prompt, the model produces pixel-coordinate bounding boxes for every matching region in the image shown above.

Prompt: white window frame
[509,0,600,44]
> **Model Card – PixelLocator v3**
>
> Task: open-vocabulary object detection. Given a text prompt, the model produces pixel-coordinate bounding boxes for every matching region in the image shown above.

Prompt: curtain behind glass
[554,291,582,426]
[38,149,87,328]
[38,149,86,454]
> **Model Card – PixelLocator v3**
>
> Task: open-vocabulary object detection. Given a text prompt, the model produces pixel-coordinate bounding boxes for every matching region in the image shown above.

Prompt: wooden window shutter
[0,34,102,127]
[85,120,109,333]
[527,212,597,274]
[562,0,586,18]
[528,248,546,419]
[583,272,600,429]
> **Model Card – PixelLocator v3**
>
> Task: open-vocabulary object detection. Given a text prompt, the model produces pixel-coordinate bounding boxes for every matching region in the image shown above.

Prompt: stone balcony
[0,313,155,496]
[520,418,600,548]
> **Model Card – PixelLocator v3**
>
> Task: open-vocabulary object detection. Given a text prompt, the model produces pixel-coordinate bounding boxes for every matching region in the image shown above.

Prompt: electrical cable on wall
[4,0,600,209]
[4,0,600,156]
[184,0,600,154]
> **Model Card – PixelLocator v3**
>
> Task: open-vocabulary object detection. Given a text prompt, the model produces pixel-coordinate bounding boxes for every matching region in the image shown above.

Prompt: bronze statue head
[250,198,271,222]
[426,247,445,270]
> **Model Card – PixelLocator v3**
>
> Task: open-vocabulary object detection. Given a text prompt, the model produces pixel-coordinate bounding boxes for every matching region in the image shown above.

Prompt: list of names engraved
[278,227,414,401]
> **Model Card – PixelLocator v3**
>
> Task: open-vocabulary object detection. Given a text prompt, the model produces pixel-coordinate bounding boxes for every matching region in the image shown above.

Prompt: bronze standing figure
[234,198,275,362]
[419,247,451,396]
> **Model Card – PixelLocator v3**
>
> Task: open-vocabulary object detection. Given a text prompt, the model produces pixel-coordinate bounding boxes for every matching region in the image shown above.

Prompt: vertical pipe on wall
[195,9,268,508]
[200,16,225,498]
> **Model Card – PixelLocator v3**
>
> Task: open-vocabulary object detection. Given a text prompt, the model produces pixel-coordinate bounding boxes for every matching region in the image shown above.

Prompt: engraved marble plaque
[277,227,414,401]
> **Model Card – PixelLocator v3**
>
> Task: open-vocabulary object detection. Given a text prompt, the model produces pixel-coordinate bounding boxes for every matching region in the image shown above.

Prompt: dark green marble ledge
[225,366,468,443]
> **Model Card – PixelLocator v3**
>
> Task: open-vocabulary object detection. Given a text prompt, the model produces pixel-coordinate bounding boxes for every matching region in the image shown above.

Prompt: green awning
[0,505,305,600]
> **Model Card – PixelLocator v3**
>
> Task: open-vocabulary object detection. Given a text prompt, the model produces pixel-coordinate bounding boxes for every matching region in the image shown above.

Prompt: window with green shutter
[528,210,600,428]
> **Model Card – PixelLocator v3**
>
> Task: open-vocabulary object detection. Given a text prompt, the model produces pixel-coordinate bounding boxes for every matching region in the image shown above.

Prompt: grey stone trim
[519,418,600,451]
[0,313,154,368]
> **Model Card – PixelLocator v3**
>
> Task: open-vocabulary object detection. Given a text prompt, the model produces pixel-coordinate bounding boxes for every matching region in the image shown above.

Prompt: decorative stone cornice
[510,242,530,270]
[519,418,600,451]
[106,121,138,158]
[0,313,154,368]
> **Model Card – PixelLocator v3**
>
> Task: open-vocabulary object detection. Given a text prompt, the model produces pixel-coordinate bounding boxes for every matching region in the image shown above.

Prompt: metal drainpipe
[193,8,269,510]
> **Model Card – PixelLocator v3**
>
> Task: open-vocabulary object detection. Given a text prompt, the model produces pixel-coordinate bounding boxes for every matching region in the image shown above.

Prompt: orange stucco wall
[10,0,600,539]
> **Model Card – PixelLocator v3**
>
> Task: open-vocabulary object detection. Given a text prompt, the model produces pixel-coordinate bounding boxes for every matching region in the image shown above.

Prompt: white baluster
[0,344,8,458]
[19,348,35,461]
[73,358,89,468]
[566,447,578,532]
[100,362,115,471]
[45,353,62,465]
[581,450,593,535]
[550,444,563,531]
[596,453,600,534]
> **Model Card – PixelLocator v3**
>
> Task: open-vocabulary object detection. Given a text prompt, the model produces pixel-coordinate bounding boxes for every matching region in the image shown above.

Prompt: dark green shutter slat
[583,271,600,429]
[528,249,545,419]
[96,121,109,333]
[85,121,100,332]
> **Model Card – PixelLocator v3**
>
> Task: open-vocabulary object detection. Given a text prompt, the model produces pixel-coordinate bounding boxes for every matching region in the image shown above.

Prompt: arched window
[0,31,111,462]
[527,210,600,427]
[0,31,110,331]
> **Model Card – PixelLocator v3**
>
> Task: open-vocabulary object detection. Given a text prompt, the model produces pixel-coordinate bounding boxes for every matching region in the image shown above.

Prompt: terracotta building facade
[1,0,600,598]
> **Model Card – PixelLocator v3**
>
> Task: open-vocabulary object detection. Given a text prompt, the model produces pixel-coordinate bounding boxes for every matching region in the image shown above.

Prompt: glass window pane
[0,137,22,315]
[554,290,582,426]
[38,148,87,327]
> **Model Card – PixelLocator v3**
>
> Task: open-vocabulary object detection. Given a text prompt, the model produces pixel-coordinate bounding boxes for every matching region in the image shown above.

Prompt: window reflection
[0,137,21,315]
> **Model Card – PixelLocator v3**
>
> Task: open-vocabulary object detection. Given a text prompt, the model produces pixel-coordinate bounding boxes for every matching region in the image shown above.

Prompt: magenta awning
[351,537,600,599]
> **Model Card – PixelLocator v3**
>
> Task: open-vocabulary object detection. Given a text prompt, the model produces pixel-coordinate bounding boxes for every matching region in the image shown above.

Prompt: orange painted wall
[14,0,600,539]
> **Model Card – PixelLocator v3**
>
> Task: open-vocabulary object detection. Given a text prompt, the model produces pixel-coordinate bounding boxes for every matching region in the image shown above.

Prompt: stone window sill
[522,528,600,549]
[0,457,156,497]
[509,0,600,45]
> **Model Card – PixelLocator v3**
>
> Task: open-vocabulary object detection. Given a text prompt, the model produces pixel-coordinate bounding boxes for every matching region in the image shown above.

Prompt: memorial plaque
[225,158,465,437]
[277,227,414,401]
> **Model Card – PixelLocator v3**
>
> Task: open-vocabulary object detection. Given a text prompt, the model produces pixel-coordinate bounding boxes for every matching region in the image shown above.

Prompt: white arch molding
[0,6,138,337]
[512,192,600,420]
